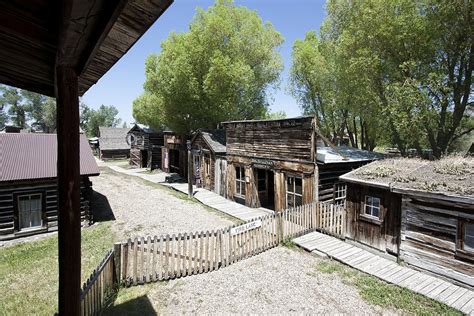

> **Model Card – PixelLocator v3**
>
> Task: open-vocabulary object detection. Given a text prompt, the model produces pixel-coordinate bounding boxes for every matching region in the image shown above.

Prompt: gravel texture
[142,246,384,314]
[91,167,236,241]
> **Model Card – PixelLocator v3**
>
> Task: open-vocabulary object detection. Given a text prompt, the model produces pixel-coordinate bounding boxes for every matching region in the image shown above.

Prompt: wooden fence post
[113,242,122,284]
[278,212,284,242]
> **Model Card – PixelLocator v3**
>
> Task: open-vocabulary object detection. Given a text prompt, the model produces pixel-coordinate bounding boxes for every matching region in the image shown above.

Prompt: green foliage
[135,0,284,134]
[0,223,115,315]
[0,85,26,128]
[264,110,287,120]
[81,104,122,137]
[290,0,473,156]
[314,260,461,315]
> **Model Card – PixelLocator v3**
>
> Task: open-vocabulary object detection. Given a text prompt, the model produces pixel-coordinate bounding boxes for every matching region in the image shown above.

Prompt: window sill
[14,227,48,237]
[359,214,383,226]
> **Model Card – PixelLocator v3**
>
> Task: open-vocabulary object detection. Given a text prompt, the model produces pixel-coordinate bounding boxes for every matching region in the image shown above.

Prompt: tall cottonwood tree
[134,0,284,135]
[290,0,473,156]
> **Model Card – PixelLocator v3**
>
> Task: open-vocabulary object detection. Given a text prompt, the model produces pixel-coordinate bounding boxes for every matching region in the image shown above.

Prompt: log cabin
[223,117,318,211]
[162,131,188,178]
[0,133,100,241]
[340,157,474,288]
[190,129,227,195]
[98,127,130,160]
[128,124,164,169]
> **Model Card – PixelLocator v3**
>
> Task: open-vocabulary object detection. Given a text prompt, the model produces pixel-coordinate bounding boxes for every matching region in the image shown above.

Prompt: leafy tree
[264,111,287,120]
[291,0,473,156]
[81,104,121,137]
[135,0,284,134]
[21,90,46,123]
[42,97,57,133]
[0,102,6,129]
[0,85,26,128]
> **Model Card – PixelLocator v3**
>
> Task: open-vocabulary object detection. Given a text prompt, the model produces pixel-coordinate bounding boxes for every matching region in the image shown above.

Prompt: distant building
[98,127,130,160]
[340,157,474,288]
[127,124,164,169]
[0,133,99,241]
[190,129,226,195]
[0,125,23,133]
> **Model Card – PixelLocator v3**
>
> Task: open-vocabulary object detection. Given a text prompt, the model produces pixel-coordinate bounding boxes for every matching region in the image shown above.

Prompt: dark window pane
[295,177,302,194]
[241,183,246,196]
[287,194,294,208]
[287,176,293,188]
[295,194,302,206]
[465,223,474,251]
[372,207,379,218]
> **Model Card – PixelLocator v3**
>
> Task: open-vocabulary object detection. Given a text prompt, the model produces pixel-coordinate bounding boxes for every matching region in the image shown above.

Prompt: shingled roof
[340,157,474,199]
[99,127,130,151]
[0,133,100,182]
[193,129,226,154]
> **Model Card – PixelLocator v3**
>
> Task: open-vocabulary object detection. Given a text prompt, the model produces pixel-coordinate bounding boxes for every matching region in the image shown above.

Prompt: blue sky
[82,0,327,125]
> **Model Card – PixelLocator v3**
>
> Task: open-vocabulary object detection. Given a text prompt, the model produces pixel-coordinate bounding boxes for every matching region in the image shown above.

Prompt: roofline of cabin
[221,115,314,125]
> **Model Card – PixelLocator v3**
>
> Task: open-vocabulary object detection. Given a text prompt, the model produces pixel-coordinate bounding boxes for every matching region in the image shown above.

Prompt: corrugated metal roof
[0,133,100,182]
[317,146,384,164]
[99,127,130,150]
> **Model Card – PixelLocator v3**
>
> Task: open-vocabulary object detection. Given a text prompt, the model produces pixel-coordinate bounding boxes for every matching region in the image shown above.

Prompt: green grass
[103,283,159,315]
[0,223,116,315]
[314,260,462,315]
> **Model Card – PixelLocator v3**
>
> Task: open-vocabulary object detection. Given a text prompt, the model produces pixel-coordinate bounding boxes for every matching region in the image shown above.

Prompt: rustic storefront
[223,117,318,211]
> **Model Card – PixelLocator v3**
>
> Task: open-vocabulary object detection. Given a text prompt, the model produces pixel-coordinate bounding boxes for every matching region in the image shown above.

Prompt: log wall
[400,195,474,288]
[0,177,92,240]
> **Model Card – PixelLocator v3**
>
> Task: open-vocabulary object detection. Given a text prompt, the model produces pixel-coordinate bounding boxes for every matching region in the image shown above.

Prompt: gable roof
[0,133,100,182]
[192,129,226,154]
[99,127,130,150]
[129,123,161,134]
[340,157,474,200]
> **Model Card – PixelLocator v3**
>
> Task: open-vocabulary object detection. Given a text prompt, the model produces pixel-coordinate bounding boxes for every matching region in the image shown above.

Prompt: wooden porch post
[187,140,193,198]
[56,65,81,316]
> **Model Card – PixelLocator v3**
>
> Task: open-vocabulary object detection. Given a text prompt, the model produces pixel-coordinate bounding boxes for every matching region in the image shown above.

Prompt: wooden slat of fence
[132,237,138,285]
[146,236,151,283]
[182,233,188,277]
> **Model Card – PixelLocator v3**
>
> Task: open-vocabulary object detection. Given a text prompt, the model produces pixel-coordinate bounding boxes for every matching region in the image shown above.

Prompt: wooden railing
[80,249,117,316]
[77,201,346,315]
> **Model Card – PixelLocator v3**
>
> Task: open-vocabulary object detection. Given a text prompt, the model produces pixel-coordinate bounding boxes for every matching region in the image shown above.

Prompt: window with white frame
[17,193,43,231]
[364,196,381,218]
[460,220,474,253]
[235,166,246,198]
[286,175,302,208]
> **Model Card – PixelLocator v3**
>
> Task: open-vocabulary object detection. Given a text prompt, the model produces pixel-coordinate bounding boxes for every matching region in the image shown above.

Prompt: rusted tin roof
[0,133,100,182]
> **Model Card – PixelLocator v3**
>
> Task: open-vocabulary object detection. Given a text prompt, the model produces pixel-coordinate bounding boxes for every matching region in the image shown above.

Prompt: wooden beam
[56,65,81,316]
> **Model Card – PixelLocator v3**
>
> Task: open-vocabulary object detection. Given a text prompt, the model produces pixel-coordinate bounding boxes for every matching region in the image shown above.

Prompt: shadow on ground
[90,190,115,222]
[103,295,156,315]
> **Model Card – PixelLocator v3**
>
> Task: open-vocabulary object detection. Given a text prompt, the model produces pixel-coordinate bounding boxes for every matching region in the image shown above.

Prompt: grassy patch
[103,283,158,315]
[0,223,116,315]
[281,237,296,249]
[314,260,462,315]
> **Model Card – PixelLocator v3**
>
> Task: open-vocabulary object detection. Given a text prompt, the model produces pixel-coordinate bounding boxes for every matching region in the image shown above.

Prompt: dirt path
[90,167,236,241]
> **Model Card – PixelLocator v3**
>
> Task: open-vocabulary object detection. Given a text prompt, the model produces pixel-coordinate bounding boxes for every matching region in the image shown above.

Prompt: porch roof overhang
[0,0,173,96]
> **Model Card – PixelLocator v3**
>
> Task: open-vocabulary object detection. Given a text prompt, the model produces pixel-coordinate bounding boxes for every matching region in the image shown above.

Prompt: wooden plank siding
[345,183,401,255]
[129,129,164,170]
[162,133,188,178]
[223,117,317,212]
[400,195,474,288]
[191,133,218,191]
[0,177,93,240]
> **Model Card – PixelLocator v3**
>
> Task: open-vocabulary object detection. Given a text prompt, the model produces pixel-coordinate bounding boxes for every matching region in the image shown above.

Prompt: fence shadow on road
[102,295,156,315]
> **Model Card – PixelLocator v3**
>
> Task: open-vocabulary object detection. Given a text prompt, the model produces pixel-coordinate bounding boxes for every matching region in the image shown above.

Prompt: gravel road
[91,167,236,241]
[135,246,385,314]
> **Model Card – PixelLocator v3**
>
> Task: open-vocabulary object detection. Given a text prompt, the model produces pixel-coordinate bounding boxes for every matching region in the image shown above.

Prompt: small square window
[364,196,381,219]
[463,223,474,252]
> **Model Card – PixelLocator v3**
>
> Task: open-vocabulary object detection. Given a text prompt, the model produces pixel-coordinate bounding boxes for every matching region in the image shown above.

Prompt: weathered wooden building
[98,127,130,160]
[191,129,227,195]
[340,158,474,288]
[128,124,164,169]
[223,117,318,211]
[162,131,188,177]
[317,145,384,203]
[0,133,100,241]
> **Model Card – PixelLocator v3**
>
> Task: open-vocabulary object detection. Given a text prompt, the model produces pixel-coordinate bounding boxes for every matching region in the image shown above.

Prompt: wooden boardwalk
[294,232,474,315]
[163,183,273,221]
[108,166,272,222]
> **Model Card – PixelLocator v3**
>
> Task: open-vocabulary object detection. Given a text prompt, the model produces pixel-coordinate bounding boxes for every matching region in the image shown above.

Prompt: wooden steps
[293,231,474,315]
